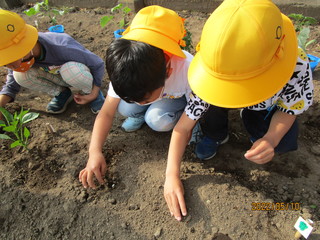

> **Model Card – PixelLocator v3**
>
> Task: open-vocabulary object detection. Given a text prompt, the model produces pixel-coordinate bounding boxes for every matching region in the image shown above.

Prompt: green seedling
[288,13,317,32]
[297,27,316,53]
[0,107,39,151]
[288,14,317,53]
[100,4,132,29]
[24,0,69,25]
[181,29,194,53]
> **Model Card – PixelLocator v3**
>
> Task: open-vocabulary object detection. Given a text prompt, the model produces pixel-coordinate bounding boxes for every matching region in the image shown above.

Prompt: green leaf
[0,134,12,140]
[13,111,19,122]
[10,140,23,148]
[34,4,41,13]
[100,16,114,28]
[297,27,310,52]
[0,120,6,127]
[123,7,131,15]
[119,19,125,29]
[3,125,15,133]
[24,127,30,139]
[0,107,13,125]
[304,17,318,25]
[20,108,29,117]
[24,7,37,16]
[111,4,123,13]
[310,205,317,209]
[288,13,304,21]
[22,112,39,124]
[51,9,60,15]
[305,39,316,49]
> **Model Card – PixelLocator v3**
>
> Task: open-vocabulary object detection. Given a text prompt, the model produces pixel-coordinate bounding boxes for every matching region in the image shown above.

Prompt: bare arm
[164,112,197,221]
[0,94,12,107]
[245,110,296,164]
[79,95,120,188]
[0,94,13,120]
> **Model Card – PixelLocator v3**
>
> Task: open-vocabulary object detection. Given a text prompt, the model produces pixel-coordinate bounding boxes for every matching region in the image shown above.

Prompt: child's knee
[145,109,176,132]
[60,62,93,92]
[13,69,35,87]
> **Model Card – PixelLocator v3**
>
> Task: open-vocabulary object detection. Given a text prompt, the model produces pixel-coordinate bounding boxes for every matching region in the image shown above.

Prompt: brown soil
[1,6,320,240]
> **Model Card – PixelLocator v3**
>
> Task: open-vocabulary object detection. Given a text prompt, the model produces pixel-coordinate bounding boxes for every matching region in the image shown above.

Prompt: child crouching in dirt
[0,10,105,116]
[79,6,209,188]
[164,0,314,221]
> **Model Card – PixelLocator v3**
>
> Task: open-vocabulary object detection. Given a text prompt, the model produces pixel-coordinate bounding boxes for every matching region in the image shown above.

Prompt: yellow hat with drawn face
[122,5,186,58]
[0,10,38,66]
[188,0,298,108]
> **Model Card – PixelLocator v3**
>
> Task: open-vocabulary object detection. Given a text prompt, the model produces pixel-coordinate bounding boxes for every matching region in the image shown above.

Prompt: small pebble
[154,227,162,238]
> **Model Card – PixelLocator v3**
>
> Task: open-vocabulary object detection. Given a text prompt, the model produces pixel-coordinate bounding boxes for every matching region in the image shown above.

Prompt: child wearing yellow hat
[164,0,314,221]
[0,10,105,115]
[79,6,209,189]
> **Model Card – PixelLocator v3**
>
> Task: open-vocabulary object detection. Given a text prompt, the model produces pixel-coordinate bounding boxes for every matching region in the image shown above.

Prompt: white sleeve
[107,82,120,99]
[184,92,210,121]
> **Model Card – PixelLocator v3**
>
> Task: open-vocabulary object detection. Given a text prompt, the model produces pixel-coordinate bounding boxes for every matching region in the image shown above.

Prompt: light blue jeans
[118,97,187,132]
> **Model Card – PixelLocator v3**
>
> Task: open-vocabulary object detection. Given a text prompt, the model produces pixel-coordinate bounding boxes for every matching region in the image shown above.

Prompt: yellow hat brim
[122,28,186,58]
[188,14,298,108]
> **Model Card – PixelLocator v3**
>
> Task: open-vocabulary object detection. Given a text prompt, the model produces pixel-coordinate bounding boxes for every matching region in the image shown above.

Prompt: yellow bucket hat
[188,0,298,108]
[0,10,38,66]
[122,5,186,58]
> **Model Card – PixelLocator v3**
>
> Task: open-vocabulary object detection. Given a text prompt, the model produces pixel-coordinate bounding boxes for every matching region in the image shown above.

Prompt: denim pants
[118,97,187,132]
[201,106,298,154]
[13,62,93,96]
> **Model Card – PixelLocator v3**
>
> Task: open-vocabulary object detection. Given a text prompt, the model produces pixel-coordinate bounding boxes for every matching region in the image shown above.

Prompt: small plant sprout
[288,13,319,71]
[297,27,316,53]
[24,0,69,25]
[288,13,317,32]
[100,4,132,29]
[0,107,39,151]
[181,28,194,52]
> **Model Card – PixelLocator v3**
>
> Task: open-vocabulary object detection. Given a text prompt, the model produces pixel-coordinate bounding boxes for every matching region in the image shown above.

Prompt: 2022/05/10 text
[251,202,301,211]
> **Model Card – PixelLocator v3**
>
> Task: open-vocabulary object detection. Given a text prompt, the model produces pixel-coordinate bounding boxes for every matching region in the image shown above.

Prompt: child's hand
[164,175,187,221]
[74,92,96,105]
[244,138,275,164]
[79,151,107,189]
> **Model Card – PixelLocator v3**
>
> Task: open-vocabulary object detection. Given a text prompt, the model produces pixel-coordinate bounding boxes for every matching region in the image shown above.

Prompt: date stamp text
[251,202,301,211]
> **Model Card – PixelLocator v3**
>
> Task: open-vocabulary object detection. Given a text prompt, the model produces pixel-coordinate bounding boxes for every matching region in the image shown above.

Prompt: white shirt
[107,50,209,121]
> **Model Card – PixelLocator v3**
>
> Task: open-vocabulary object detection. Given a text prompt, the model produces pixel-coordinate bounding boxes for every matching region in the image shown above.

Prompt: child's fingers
[87,171,96,189]
[79,170,83,181]
[101,164,107,177]
[94,170,105,185]
[170,196,182,221]
[80,171,88,188]
[177,194,187,216]
[245,148,274,164]
[164,194,174,216]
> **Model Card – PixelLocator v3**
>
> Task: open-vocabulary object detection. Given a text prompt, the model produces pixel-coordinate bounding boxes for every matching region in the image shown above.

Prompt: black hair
[106,38,166,103]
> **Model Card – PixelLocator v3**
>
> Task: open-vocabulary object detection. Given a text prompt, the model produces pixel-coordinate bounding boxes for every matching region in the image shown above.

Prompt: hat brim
[122,28,186,58]
[188,14,298,108]
[0,24,38,66]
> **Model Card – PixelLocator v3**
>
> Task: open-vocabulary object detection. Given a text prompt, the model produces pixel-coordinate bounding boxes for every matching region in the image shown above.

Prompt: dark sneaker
[90,90,105,114]
[121,116,145,132]
[195,135,229,160]
[46,88,73,114]
[188,122,203,145]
